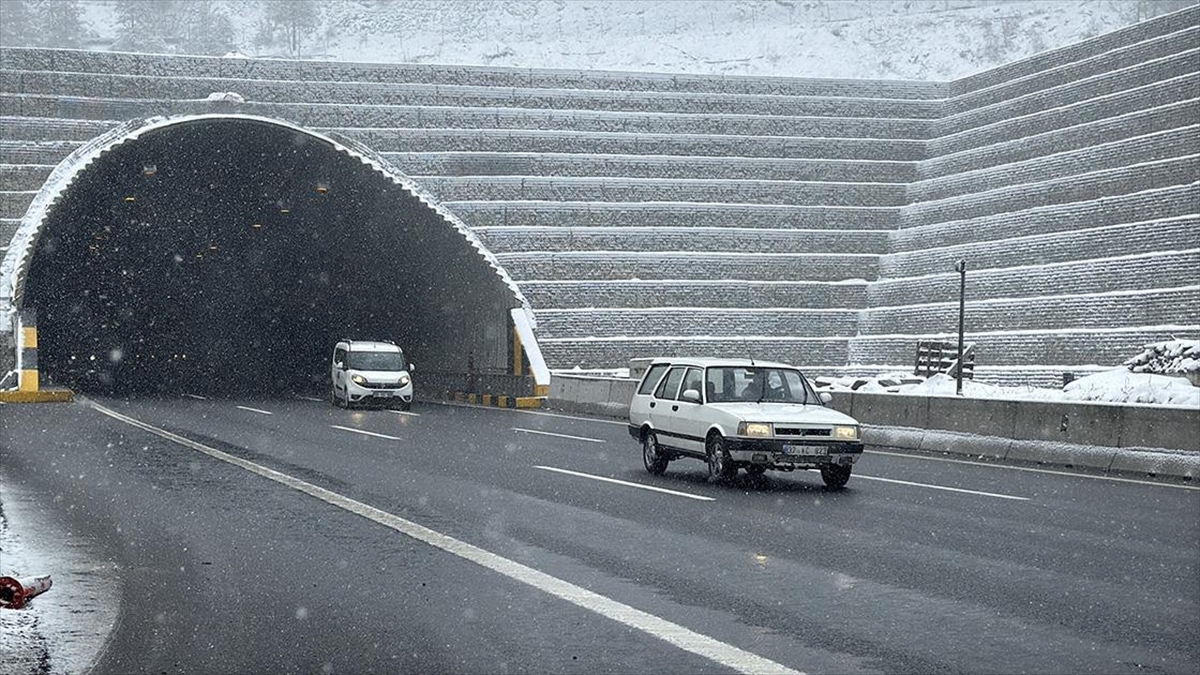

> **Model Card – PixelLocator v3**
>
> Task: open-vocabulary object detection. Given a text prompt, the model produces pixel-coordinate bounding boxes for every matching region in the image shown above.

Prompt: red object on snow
[0,574,52,609]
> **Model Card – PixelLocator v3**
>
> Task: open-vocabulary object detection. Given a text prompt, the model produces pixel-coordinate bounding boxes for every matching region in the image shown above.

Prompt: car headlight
[833,425,859,440]
[399,375,410,386]
[738,422,773,437]
[351,374,367,385]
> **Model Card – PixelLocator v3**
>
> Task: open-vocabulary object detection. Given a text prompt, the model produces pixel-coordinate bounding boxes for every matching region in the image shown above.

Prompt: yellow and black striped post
[18,309,38,392]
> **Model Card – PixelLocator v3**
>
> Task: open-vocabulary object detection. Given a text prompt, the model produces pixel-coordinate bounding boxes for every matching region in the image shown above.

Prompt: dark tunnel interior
[22,118,518,397]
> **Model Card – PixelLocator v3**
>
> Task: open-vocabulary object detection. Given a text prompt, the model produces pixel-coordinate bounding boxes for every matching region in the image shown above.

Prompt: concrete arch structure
[1,113,546,395]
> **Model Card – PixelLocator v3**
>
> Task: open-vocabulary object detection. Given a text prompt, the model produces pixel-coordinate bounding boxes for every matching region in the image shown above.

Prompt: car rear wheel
[745,465,767,477]
[642,431,668,475]
[821,464,852,490]
[706,435,737,481]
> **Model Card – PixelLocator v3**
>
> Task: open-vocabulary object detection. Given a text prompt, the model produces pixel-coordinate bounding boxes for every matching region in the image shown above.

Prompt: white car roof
[343,341,402,352]
[646,357,800,369]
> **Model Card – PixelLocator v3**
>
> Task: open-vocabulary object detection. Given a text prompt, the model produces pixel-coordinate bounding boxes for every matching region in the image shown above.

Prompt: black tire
[745,465,767,477]
[400,399,412,412]
[821,464,852,490]
[706,435,738,481]
[642,431,669,475]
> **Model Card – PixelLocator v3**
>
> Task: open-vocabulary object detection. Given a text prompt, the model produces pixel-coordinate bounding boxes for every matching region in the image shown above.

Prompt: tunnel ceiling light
[279,208,290,214]
[315,183,329,194]
[142,164,157,176]
[124,196,136,202]
[252,222,263,229]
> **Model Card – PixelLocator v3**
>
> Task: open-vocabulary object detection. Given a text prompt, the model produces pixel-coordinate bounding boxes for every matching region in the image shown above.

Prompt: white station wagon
[627,358,864,488]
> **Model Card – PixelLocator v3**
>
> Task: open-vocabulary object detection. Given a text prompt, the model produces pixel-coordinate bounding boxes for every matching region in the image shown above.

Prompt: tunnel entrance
[16,116,524,397]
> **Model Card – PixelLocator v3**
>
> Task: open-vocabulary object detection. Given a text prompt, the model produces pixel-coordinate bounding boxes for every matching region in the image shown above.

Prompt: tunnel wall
[1,4,1197,388]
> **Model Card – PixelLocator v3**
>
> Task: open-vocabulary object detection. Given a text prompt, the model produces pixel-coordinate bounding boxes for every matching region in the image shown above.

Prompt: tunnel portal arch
[1,114,542,396]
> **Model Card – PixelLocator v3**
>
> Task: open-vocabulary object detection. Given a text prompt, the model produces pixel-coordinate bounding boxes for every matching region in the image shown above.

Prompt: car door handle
[649,402,656,408]
[671,405,679,411]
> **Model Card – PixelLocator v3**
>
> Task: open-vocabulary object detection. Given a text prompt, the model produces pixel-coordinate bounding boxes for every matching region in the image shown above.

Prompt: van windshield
[347,351,406,371]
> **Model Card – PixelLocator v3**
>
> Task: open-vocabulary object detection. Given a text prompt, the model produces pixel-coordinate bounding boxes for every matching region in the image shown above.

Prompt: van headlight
[399,375,410,386]
[351,374,367,385]
[738,422,773,437]
[834,425,859,440]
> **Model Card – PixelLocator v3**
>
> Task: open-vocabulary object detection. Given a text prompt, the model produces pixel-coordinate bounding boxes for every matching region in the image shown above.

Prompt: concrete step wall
[909,126,1197,203]
[538,337,850,370]
[918,99,1198,181]
[930,73,1198,157]
[330,128,930,161]
[448,202,900,230]
[474,226,891,254]
[867,250,1200,308]
[493,251,878,282]
[0,139,81,164]
[951,5,1199,94]
[0,69,946,119]
[881,216,1197,279]
[0,216,20,244]
[0,47,948,99]
[890,184,1198,253]
[517,280,867,310]
[949,27,1199,114]
[0,164,52,191]
[899,155,1197,228]
[533,308,859,339]
[847,328,1195,368]
[859,287,1200,335]
[0,190,34,221]
[0,115,117,141]
[385,152,917,183]
[416,176,910,206]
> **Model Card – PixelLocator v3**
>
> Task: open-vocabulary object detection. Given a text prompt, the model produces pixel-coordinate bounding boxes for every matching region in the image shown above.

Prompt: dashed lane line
[87,401,799,675]
[855,474,1029,501]
[330,425,402,441]
[184,393,207,400]
[236,405,274,416]
[535,465,715,502]
[514,427,605,443]
[387,410,421,418]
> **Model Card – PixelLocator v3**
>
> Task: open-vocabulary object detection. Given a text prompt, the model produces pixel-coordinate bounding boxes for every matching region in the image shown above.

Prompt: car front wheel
[706,435,737,481]
[642,431,669,475]
[821,464,852,490]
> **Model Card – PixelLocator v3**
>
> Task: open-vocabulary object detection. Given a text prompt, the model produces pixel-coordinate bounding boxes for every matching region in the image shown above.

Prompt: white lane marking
[87,402,797,675]
[387,410,421,417]
[295,395,324,402]
[330,425,401,441]
[514,427,606,443]
[535,465,715,502]
[236,405,274,416]
[184,393,207,400]
[867,448,1200,491]
[428,399,627,426]
[855,474,1029,501]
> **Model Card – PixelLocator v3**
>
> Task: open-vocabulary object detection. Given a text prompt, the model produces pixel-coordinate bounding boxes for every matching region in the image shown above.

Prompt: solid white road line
[330,425,402,441]
[388,410,421,417]
[535,465,716,502]
[236,405,273,415]
[855,474,1029,501]
[87,402,798,675]
[514,427,606,443]
[867,448,1200,491]
[294,395,324,403]
[184,393,207,400]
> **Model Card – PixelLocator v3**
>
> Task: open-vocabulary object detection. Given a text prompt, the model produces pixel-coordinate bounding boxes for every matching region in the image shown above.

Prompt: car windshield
[705,366,818,404]
[346,351,406,372]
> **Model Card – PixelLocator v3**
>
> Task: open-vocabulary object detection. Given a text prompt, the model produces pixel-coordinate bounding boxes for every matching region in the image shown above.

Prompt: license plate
[783,444,827,456]
[373,391,393,398]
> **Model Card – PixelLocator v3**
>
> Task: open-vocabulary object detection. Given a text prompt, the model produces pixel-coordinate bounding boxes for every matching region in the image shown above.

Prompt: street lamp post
[954,259,967,396]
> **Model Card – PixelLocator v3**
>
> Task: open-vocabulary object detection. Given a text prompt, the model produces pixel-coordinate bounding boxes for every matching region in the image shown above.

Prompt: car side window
[654,367,685,400]
[678,367,703,401]
[638,364,670,395]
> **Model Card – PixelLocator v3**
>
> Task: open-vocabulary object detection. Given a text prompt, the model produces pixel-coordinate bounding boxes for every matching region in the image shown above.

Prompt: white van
[330,340,414,411]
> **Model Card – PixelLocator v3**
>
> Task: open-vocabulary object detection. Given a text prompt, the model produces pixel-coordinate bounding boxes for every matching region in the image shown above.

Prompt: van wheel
[706,435,737,481]
[642,431,668,475]
[400,400,412,412]
[821,465,852,490]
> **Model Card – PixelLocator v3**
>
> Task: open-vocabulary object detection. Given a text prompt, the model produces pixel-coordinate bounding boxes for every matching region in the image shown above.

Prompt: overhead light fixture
[252,222,262,229]
[124,196,136,202]
[142,164,157,176]
[315,183,329,194]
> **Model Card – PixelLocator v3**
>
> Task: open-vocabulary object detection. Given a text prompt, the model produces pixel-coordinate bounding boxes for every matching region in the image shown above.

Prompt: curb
[445,391,546,409]
[865,425,1200,480]
[0,388,74,404]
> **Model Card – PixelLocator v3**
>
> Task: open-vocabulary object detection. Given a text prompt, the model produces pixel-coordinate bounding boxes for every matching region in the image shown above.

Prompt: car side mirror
[819,392,832,404]
[334,360,344,370]
[681,389,701,404]
[408,363,416,372]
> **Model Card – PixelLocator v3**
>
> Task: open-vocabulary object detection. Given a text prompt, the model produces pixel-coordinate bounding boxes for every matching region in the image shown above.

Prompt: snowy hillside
[11,0,1195,80]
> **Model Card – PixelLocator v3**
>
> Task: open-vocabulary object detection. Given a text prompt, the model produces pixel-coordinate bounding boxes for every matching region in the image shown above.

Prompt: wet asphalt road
[1,396,1198,675]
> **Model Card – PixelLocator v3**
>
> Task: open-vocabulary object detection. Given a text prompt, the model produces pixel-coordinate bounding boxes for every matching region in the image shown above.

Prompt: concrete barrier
[549,376,1200,478]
